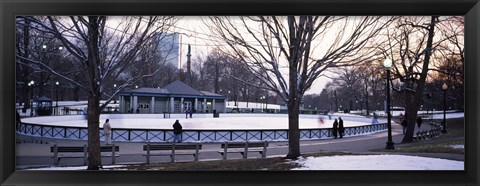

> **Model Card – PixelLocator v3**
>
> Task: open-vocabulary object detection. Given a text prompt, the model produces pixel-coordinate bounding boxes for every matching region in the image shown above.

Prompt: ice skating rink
[22,113,377,130]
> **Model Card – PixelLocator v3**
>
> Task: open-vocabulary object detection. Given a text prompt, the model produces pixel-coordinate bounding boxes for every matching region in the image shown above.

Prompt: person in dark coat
[173,120,183,143]
[401,118,408,134]
[416,117,423,128]
[332,119,338,139]
[338,117,344,138]
[189,109,193,118]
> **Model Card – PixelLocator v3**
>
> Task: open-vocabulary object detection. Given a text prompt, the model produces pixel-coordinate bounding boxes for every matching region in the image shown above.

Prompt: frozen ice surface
[22,114,374,130]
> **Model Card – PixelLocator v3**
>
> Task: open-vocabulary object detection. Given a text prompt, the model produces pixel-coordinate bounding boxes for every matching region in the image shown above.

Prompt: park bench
[142,143,202,163]
[218,141,269,160]
[50,144,120,165]
[414,128,441,141]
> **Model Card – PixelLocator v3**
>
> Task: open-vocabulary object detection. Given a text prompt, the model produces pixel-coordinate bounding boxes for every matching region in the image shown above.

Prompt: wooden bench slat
[51,145,120,166]
[143,143,202,163]
[219,142,268,160]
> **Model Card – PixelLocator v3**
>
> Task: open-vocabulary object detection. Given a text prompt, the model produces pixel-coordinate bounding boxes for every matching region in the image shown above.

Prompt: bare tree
[209,16,392,158]
[16,16,177,170]
[379,16,458,143]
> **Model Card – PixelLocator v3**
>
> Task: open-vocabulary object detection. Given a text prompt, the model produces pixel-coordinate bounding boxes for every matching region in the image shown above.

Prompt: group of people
[332,117,345,139]
[184,108,193,119]
[400,115,423,134]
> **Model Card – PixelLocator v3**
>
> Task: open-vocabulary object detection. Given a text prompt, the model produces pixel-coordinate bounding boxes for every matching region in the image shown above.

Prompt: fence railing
[17,122,388,143]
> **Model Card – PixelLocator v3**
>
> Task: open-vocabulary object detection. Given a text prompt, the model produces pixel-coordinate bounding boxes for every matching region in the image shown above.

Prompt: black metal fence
[17,122,388,143]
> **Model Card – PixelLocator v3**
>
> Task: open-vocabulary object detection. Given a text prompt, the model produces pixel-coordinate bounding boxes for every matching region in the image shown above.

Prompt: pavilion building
[118,80,226,114]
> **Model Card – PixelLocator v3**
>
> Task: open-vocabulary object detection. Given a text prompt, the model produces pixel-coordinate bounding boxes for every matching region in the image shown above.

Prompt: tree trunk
[402,16,437,143]
[86,16,103,170]
[21,18,31,112]
[286,100,301,159]
[87,95,102,170]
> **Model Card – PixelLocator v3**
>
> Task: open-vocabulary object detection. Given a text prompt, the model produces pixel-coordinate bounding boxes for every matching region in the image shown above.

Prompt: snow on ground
[431,112,465,119]
[450,145,464,149]
[24,155,464,170]
[291,155,464,170]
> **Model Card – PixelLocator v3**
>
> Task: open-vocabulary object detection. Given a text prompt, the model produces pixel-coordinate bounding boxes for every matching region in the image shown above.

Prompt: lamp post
[28,80,35,116]
[113,84,117,104]
[384,58,395,150]
[228,91,231,106]
[442,83,448,133]
[55,81,59,115]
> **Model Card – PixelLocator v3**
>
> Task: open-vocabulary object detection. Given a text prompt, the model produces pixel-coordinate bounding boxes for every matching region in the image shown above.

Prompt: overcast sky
[174,16,331,95]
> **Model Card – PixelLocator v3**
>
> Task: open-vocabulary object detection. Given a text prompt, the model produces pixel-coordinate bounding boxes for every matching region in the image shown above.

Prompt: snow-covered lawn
[291,155,464,170]
[25,155,464,170]
[450,145,464,149]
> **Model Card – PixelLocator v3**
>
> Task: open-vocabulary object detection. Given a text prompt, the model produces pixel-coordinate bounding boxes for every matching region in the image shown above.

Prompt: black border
[1,0,479,185]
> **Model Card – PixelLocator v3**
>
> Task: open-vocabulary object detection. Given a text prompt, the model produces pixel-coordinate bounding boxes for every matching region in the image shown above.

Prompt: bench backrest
[143,143,202,151]
[50,146,84,153]
[50,145,120,153]
[221,142,268,149]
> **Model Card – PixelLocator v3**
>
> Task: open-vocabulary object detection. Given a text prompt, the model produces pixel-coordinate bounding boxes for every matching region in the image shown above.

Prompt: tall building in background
[153,32,180,69]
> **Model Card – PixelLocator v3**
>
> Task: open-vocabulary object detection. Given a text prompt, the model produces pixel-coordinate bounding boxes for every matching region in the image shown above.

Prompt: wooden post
[53,144,58,165]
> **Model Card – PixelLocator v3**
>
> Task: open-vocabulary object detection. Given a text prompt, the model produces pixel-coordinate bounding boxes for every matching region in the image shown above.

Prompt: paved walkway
[16,121,462,169]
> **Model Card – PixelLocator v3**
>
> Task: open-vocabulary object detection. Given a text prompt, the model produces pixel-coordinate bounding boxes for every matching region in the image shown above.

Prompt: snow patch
[291,155,464,170]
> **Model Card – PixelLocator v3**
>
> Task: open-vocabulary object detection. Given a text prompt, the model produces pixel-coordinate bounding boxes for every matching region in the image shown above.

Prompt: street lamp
[28,80,35,116]
[113,84,117,104]
[55,81,59,115]
[228,91,231,106]
[442,83,448,133]
[384,58,395,150]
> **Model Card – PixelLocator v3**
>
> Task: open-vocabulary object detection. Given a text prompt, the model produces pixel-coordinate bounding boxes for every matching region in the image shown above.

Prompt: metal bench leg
[53,144,59,165]
[83,144,87,166]
[111,144,116,165]
[146,143,150,164]
[223,142,228,160]
[195,143,199,161]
